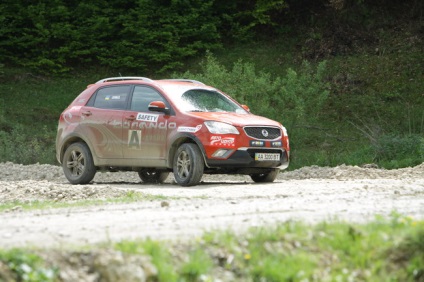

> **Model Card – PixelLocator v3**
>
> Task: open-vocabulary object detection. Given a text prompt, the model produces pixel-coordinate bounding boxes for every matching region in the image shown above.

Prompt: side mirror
[241,104,250,112]
[148,101,170,115]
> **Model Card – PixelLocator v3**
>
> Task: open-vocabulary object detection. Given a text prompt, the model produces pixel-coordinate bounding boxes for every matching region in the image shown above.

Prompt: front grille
[244,126,281,140]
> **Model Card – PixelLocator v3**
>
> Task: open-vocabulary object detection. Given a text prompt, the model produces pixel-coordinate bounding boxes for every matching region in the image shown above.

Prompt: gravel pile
[0,162,141,183]
[0,162,65,182]
[1,162,423,183]
[279,163,424,180]
[0,162,138,204]
[0,180,127,203]
[1,162,423,204]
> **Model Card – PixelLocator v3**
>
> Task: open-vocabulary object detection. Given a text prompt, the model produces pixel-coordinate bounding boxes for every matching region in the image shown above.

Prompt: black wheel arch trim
[59,133,97,165]
[167,133,208,168]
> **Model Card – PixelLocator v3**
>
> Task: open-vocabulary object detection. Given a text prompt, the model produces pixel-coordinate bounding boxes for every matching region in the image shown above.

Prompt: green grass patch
[116,239,179,281]
[0,249,58,281]
[1,214,423,281]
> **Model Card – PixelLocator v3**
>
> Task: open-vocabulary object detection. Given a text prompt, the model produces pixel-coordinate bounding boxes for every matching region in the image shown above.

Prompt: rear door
[80,85,131,159]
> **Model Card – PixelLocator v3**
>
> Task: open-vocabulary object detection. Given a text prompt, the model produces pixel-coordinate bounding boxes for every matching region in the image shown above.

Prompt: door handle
[125,115,136,121]
[82,111,92,116]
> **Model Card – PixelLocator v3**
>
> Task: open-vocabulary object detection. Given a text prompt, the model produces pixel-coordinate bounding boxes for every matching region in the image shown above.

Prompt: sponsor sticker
[125,121,176,130]
[177,125,202,133]
[210,136,235,147]
[136,113,159,123]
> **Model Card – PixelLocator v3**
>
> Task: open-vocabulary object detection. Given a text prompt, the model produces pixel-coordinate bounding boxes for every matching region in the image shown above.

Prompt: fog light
[212,149,234,159]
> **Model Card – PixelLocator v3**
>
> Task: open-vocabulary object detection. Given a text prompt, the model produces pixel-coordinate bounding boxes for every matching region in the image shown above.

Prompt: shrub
[375,134,424,168]
[177,53,330,130]
[275,60,330,130]
[0,124,55,165]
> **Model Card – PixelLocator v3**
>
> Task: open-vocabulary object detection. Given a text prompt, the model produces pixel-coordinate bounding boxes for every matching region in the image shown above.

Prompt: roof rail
[161,79,205,85]
[95,77,154,84]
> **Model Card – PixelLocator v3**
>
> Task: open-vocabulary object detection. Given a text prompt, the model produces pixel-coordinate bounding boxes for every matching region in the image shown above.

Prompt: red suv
[56,77,290,186]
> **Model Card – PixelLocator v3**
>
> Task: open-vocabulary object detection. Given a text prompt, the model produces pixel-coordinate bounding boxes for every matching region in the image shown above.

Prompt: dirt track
[0,163,423,249]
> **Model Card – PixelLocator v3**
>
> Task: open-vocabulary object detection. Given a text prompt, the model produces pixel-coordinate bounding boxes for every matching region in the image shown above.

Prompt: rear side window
[91,86,131,110]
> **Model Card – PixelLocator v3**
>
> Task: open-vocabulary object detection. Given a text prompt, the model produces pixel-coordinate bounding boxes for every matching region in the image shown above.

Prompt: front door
[123,86,175,165]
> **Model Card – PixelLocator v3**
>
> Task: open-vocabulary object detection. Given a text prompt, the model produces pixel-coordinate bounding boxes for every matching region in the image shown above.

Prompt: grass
[0,249,58,282]
[1,214,422,281]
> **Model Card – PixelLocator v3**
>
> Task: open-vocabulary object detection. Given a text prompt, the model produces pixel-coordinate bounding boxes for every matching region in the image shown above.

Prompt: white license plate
[255,153,280,161]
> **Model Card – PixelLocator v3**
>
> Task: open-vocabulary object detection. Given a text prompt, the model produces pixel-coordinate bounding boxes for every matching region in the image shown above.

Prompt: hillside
[0,1,422,169]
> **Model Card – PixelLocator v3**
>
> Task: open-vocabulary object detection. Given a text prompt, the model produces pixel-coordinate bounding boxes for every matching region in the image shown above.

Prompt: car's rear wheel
[62,142,96,184]
[138,169,169,184]
[173,143,204,186]
[250,169,279,183]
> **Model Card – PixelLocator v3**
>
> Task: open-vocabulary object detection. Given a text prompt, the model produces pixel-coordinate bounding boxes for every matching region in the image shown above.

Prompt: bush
[0,124,55,165]
[177,53,330,129]
[374,134,424,168]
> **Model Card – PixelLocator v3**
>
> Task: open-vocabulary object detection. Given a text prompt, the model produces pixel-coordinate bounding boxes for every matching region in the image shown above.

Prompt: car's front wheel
[250,169,279,183]
[138,169,169,184]
[173,143,204,186]
[62,142,96,184]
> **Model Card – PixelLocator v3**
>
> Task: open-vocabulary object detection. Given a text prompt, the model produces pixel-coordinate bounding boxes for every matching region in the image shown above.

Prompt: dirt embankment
[0,162,423,281]
[0,162,423,246]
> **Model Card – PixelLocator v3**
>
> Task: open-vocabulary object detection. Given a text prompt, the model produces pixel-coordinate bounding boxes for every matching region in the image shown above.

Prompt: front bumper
[206,147,289,169]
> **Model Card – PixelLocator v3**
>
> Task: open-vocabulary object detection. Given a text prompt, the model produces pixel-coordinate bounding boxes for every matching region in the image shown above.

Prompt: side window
[130,86,166,112]
[92,86,131,110]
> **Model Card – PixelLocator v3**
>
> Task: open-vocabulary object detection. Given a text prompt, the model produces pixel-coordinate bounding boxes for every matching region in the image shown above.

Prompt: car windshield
[177,89,248,113]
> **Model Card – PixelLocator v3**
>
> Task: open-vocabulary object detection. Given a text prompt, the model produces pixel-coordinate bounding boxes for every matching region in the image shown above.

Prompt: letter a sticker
[128,130,141,149]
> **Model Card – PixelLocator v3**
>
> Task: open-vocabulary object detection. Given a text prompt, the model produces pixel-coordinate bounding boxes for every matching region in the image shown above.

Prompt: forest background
[0,0,423,169]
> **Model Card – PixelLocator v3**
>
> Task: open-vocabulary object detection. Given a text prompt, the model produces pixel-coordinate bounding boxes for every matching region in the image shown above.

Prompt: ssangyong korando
[56,77,290,186]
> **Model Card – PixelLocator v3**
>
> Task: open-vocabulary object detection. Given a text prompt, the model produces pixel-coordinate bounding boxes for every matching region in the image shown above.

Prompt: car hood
[187,112,281,127]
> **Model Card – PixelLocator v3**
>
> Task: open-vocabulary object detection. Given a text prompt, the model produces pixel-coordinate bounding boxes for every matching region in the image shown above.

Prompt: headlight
[204,121,239,134]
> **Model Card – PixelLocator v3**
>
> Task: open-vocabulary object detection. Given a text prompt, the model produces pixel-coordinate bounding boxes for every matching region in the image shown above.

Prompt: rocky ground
[0,162,423,281]
[1,162,423,204]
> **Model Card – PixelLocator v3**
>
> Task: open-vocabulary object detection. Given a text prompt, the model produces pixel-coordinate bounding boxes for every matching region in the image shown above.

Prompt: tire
[173,143,204,186]
[62,142,96,184]
[138,169,169,184]
[250,169,279,183]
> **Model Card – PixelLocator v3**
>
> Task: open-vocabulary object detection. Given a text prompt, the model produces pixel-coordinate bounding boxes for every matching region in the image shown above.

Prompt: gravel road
[0,162,423,249]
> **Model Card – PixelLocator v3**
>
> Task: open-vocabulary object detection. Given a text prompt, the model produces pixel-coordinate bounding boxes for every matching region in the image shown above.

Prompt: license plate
[255,153,280,161]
